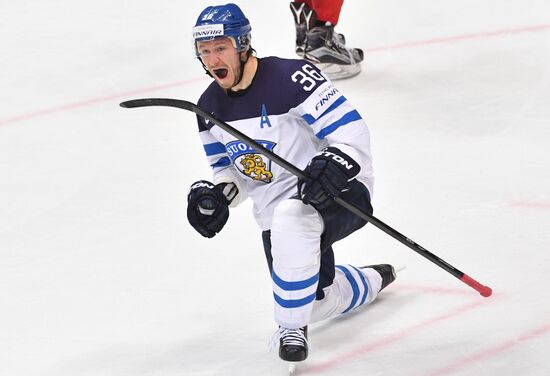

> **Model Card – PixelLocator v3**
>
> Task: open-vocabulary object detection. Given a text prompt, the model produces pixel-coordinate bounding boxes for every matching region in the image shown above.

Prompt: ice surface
[1,1,549,375]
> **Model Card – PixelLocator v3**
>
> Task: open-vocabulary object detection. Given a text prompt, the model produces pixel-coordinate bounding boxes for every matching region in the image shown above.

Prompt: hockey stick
[120,98,493,298]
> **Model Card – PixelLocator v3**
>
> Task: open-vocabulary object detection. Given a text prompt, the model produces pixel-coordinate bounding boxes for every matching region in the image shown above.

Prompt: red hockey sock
[311,0,344,26]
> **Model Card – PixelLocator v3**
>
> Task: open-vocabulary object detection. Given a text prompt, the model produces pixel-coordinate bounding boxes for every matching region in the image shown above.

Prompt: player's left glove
[298,147,360,210]
[187,180,230,238]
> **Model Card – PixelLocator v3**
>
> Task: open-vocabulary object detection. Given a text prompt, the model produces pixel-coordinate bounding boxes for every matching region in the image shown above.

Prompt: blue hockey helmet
[192,3,252,56]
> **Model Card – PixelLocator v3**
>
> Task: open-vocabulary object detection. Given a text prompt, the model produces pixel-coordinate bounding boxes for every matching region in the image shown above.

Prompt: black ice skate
[361,264,396,291]
[304,23,364,80]
[279,326,308,362]
[289,2,317,57]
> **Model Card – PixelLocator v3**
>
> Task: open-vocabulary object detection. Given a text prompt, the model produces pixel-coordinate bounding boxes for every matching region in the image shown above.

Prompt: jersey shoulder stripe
[316,110,362,139]
[302,95,347,125]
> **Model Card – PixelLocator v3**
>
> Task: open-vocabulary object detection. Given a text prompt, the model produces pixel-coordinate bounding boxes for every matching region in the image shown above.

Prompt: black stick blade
[119,98,195,110]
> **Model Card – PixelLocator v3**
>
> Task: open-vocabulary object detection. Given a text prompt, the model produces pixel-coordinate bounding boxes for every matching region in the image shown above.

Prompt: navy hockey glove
[187,180,230,238]
[298,147,360,210]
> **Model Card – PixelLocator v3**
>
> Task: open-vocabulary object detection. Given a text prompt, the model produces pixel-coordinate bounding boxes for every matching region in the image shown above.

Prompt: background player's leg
[290,1,317,56]
[302,0,364,79]
[310,0,344,26]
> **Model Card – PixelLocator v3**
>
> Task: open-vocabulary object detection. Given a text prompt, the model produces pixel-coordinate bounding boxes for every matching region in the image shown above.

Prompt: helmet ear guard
[234,34,251,53]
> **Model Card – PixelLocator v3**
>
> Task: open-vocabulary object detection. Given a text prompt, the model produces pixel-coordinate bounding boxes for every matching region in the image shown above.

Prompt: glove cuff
[216,182,239,205]
[315,147,360,178]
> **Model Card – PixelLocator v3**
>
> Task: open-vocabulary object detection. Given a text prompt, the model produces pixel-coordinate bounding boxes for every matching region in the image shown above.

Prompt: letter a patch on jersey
[260,104,272,129]
[226,140,276,183]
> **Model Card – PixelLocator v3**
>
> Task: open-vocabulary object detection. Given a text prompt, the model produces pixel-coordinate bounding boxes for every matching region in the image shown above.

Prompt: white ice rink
[1,1,550,375]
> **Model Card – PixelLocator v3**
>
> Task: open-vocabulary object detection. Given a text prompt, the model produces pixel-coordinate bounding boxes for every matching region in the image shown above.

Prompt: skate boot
[279,326,308,362]
[304,22,364,80]
[361,264,396,291]
[289,2,317,57]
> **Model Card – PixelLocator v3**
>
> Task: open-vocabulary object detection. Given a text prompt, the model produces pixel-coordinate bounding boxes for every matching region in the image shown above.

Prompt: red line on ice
[364,23,550,53]
[2,23,549,127]
[301,298,491,374]
[396,283,475,296]
[0,77,206,127]
[509,201,550,210]
[424,323,550,376]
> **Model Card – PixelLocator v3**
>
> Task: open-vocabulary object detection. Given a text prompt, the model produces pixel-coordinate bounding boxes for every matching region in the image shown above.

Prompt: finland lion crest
[226,140,276,183]
[240,154,273,182]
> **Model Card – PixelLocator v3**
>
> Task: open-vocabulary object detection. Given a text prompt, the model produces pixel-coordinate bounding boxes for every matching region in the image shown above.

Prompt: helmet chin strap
[231,51,251,89]
[198,57,213,78]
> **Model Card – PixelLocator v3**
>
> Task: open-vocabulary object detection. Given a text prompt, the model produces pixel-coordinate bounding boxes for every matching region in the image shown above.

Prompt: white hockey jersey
[196,56,373,230]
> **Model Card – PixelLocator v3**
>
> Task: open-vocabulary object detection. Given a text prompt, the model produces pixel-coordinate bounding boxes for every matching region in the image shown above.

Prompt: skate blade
[288,362,299,375]
[395,265,407,273]
[315,62,361,80]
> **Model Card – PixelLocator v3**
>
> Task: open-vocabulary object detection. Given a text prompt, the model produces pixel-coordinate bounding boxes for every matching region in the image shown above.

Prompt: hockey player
[289,0,364,79]
[188,3,395,363]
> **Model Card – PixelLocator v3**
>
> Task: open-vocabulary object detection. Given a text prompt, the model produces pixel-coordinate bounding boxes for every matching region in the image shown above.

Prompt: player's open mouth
[213,68,228,79]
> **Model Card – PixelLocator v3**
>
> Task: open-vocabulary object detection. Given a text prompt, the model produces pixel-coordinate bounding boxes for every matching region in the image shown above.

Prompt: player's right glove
[297,147,360,210]
[187,180,230,238]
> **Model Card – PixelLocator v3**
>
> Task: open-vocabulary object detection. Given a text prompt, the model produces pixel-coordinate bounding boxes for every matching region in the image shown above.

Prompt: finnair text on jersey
[315,88,339,111]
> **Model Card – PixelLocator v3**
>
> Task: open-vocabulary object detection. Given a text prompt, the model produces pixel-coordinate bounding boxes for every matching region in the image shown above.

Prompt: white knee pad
[271,199,324,234]
[271,199,324,268]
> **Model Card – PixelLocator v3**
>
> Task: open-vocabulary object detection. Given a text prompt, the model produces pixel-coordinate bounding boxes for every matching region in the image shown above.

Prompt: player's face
[197,38,243,89]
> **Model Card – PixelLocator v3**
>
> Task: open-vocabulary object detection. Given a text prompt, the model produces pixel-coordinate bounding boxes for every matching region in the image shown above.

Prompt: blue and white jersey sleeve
[196,114,248,206]
[289,63,374,196]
